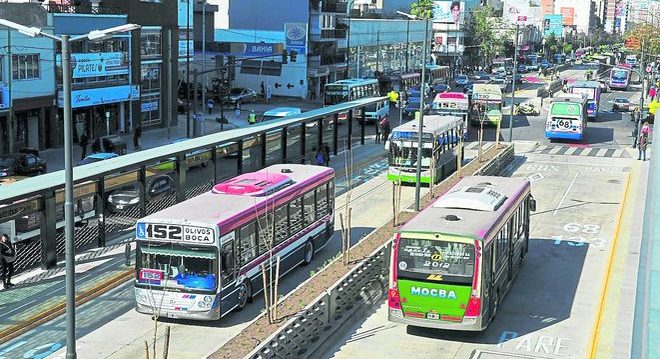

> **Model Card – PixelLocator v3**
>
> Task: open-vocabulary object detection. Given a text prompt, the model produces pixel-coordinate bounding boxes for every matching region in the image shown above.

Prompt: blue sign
[392,131,414,140]
[136,223,146,239]
[543,14,563,38]
[58,84,140,109]
[0,83,9,110]
[70,52,129,78]
[245,42,277,56]
[284,23,307,55]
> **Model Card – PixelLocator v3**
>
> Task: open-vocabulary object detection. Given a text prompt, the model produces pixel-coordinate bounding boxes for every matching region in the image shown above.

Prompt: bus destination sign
[136,222,215,244]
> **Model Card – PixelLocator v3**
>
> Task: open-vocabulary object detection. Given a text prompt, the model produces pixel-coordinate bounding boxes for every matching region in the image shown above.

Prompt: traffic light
[289,50,297,62]
[281,50,288,64]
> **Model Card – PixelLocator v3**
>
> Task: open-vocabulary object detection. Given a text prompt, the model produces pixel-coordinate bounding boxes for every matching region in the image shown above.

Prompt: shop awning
[140,246,215,260]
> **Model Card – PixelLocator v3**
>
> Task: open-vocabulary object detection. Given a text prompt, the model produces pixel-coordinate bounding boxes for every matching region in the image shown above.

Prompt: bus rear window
[397,238,474,283]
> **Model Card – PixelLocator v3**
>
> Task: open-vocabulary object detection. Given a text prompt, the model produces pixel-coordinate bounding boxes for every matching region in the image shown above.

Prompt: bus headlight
[204,296,213,303]
[135,289,148,304]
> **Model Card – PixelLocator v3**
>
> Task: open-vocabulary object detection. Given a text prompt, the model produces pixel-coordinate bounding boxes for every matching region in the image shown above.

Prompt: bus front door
[483,245,493,322]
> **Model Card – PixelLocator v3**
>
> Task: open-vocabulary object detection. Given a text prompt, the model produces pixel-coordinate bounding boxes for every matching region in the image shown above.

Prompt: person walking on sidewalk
[79,131,89,161]
[638,122,650,161]
[207,98,215,115]
[0,234,16,289]
[381,117,391,143]
[235,102,241,118]
[248,110,256,125]
[375,121,382,144]
[322,143,330,166]
[133,124,142,151]
[314,148,325,166]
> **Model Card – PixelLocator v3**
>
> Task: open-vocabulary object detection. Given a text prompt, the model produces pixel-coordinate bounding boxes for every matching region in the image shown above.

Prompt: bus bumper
[387,171,431,184]
[136,303,221,320]
[388,309,486,331]
[545,130,582,141]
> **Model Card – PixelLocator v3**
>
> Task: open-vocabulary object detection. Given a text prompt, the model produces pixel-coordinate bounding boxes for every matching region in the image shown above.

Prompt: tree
[464,5,510,67]
[625,23,660,56]
[544,33,560,58]
[410,0,433,19]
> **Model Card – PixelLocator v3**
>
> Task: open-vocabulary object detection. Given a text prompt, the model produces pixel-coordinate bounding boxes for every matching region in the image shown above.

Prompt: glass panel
[216,142,239,181]
[137,243,217,291]
[242,135,263,173]
[257,212,274,254]
[304,121,319,164]
[274,205,288,244]
[286,125,303,163]
[239,222,258,264]
[397,238,475,284]
[322,117,334,156]
[303,191,316,226]
[288,197,303,234]
[265,130,282,166]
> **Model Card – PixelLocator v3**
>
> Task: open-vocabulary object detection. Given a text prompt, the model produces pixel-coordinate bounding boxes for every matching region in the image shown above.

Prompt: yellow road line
[587,169,633,359]
[0,269,134,344]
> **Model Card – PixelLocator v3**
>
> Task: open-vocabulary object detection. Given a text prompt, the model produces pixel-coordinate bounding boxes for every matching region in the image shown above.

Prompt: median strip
[0,269,134,344]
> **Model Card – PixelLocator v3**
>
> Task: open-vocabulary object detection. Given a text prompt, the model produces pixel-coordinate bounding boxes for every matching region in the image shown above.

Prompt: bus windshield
[389,142,433,168]
[397,238,474,283]
[137,243,218,292]
[612,69,628,79]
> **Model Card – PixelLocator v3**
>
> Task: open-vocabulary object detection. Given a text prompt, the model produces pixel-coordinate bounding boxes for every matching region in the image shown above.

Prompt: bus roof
[569,81,599,88]
[472,84,502,100]
[434,92,469,101]
[263,107,302,117]
[399,176,530,242]
[331,78,378,86]
[391,115,463,136]
[139,164,333,231]
[552,93,588,104]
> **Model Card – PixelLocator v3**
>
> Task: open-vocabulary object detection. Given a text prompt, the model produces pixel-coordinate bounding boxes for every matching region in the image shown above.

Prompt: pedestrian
[380,117,391,143]
[260,81,265,99]
[314,148,324,166]
[207,98,215,114]
[133,124,142,151]
[632,121,639,148]
[322,143,330,166]
[235,102,241,118]
[79,131,89,161]
[649,86,657,101]
[374,121,381,144]
[638,129,649,161]
[0,233,16,289]
[248,110,256,125]
[91,137,101,154]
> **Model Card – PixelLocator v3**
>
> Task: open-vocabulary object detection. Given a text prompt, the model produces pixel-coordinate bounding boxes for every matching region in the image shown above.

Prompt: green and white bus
[470,84,503,126]
[388,176,536,330]
[385,115,463,184]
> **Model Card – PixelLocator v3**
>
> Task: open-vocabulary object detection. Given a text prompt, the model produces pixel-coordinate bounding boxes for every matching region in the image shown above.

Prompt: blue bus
[545,93,589,141]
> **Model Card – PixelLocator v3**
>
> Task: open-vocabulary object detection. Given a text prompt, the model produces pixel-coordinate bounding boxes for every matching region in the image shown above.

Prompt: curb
[0,269,134,345]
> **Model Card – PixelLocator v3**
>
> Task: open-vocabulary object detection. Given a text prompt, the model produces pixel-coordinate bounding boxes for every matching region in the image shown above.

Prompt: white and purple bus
[609,64,632,90]
[134,164,335,320]
[568,80,601,120]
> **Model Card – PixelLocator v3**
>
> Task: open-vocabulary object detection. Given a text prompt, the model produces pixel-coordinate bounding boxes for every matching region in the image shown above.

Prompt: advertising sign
[503,0,531,24]
[284,23,307,55]
[58,84,140,109]
[432,1,465,24]
[541,0,554,15]
[65,52,129,79]
[544,14,563,38]
[177,0,193,29]
[0,84,9,110]
[560,7,574,26]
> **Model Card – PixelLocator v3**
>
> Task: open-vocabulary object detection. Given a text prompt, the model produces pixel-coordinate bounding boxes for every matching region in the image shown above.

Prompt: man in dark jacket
[79,132,89,160]
[0,234,16,289]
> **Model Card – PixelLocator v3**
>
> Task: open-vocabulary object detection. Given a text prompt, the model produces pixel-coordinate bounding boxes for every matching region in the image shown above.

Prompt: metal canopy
[0,96,385,202]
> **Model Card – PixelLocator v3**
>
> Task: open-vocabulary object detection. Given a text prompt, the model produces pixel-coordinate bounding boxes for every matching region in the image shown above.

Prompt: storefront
[57,84,139,142]
[13,96,54,149]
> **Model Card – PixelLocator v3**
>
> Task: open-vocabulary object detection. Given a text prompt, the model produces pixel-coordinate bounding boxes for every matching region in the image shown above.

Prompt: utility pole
[7,27,13,154]
[638,38,646,131]
[509,22,520,142]
[201,0,207,128]
[186,0,191,138]
[167,29,173,139]
[414,18,429,212]
[405,19,410,72]
[376,30,380,76]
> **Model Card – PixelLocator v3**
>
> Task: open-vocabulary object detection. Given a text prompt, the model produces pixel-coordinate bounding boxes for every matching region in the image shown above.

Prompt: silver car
[228,87,257,104]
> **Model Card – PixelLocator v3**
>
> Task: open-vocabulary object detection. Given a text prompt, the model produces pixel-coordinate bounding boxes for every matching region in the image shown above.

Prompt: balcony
[321,1,348,14]
[45,3,124,15]
[321,54,346,65]
[321,29,347,39]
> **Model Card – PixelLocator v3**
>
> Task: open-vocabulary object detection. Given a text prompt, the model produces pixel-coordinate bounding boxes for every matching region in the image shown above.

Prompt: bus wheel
[237,281,252,310]
[303,241,315,265]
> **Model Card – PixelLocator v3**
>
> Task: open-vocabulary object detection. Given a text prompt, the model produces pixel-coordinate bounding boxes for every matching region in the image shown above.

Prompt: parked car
[77,152,119,166]
[540,59,552,69]
[0,148,47,178]
[612,98,630,112]
[432,82,451,94]
[403,97,428,117]
[227,87,257,104]
[517,64,528,73]
[454,74,470,87]
[472,71,490,81]
[512,73,523,84]
[106,175,176,213]
[490,77,508,92]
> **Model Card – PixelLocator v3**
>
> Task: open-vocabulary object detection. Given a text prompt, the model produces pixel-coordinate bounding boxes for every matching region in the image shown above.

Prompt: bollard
[125,243,132,266]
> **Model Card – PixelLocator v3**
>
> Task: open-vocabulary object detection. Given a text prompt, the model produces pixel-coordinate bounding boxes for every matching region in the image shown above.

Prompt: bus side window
[289,197,304,233]
[303,191,316,226]
[239,222,258,264]
[221,239,235,281]
[316,184,328,217]
[328,181,335,210]
[257,212,274,254]
[274,205,289,245]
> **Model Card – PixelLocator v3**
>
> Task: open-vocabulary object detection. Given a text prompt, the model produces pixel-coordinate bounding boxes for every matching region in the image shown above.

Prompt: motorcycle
[514,103,540,116]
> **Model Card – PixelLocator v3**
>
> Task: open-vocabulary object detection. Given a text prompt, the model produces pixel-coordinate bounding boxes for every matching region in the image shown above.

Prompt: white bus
[385,115,464,185]
[545,93,589,141]
[134,164,335,320]
[324,78,388,123]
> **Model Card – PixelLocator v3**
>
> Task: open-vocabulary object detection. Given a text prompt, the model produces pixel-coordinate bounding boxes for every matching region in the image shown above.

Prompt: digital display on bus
[397,238,474,283]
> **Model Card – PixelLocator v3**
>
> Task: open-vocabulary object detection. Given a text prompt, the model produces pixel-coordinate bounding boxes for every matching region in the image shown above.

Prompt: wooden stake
[273,256,281,321]
[144,341,150,359]
[162,326,171,359]
[457,139,463,178]
[261,263,270,323]
[347,207,352,263]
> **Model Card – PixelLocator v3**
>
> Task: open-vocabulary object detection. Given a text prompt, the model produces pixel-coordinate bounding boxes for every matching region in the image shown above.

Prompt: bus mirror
[529,197,537,212]
[384,140,390,151]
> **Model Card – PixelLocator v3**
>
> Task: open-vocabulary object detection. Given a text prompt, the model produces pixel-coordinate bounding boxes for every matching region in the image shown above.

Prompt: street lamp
[0,19,140,359]
[397,10,429,212]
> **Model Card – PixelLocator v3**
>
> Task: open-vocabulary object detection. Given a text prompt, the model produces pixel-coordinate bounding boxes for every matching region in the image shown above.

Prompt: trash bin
[193,113,206,137]
[101,135,127,155]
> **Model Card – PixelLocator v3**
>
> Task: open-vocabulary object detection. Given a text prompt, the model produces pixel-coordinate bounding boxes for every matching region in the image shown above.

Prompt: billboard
[57,52,130,79]
[503,0,531,24]
[541,0,554,15]
[58,85,140,109]
[560,7,574,26]
[284,23,307,55]
[432,1,465,24]
[544,14,563,38]
[178,30,194,60]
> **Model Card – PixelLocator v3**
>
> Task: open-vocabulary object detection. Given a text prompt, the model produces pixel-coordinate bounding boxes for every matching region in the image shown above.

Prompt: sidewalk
[41,97,323,172]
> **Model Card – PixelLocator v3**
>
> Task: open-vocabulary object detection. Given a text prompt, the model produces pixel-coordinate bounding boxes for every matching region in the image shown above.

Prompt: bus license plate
[427,313,439,320]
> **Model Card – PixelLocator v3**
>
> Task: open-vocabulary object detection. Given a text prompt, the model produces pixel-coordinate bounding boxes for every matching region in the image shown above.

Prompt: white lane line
[2,300,38,318]
[554,170,581,217]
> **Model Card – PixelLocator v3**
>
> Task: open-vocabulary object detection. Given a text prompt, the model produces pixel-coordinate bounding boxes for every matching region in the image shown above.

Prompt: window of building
[141,63,161,91]
[12,54,40,80]
[322,15,335,29]
[141,31,162,58]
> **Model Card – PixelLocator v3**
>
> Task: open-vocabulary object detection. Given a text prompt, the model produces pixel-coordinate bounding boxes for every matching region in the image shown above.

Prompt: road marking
[2,300,37,318]
[553,170,581,216]
[588,170,633,358]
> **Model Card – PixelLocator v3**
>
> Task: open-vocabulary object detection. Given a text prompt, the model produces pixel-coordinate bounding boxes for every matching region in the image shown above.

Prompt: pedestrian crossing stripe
[533,145,628,158]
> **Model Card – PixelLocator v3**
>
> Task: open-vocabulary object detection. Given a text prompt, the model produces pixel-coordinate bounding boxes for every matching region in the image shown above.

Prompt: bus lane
[324,153,633,359]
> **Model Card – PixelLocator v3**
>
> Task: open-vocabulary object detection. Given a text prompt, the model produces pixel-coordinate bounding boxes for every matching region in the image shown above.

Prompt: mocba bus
[323,78,388,123]
[470,84,503,126]
[609,64,631,90]
[545,93,589,141]
[568,81,601,120]
[385,115,463,184]
[134,164,335,320]
[423,65,451,84]
[430,92,470,138]
[388,176,536,330]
